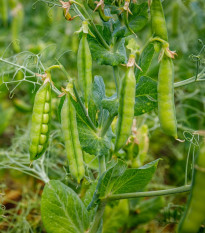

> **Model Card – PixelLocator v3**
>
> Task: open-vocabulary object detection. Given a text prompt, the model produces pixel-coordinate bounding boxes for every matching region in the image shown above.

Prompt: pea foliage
[0,0,205,233]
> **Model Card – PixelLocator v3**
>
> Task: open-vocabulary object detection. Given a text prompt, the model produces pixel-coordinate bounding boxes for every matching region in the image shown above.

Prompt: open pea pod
[29,81,51,160]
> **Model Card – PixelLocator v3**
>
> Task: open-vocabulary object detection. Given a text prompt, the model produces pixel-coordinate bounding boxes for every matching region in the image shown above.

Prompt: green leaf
[88,97,98,127]
[88,35,126,66]
[103,200,129,233]
[95,25,112,45]
[88,75,106,127]
[41,180,90,233]
[77,116,112,156]
[135,43,155,81]
[113,21,126,39]
[89,159,160,207]
[72,76,112,156]
[128,3,149,34]
[70,96,93,129]
[83,152,99,170]
[102,93,118,117]
[92,76,106,109]
[57,95,66,123]
[134,76,158,116]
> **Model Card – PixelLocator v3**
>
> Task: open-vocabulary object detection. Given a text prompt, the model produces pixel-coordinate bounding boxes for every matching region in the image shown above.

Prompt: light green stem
[107,185,191,201]
[89,201,106,233]
[174,73,205,88]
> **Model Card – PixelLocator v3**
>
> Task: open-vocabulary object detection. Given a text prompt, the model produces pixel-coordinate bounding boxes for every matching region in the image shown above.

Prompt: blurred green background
[0,0,205,232]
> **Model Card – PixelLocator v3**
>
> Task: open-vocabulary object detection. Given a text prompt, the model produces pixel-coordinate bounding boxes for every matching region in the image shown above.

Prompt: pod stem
[75,2,110,50]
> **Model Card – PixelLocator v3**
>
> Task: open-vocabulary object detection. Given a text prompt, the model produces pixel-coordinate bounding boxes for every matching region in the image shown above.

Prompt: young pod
[61,92,85,183]
[158,56,177,138]
[150,0,168,41]
[29,81,51,160]
[77,26,92,108]
[177,142,205,233]
[12,3,24,53]
[114,64,136,152]
[0,0,8,27]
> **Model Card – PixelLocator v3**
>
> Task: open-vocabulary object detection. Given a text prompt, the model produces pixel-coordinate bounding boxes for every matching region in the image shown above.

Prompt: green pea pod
[150,0,168,41]
[12,3,24,53]
[61,92,85,183]
[77,33,92,109]
[29,81,51,160]
[158,56,177,138]
[172,2,179,37]
[0,0,8,27]
[114,65,136,152]
[177,142,205,233]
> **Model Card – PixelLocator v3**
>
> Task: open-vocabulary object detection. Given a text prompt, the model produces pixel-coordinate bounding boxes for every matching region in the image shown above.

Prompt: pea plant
[1,0,205,232]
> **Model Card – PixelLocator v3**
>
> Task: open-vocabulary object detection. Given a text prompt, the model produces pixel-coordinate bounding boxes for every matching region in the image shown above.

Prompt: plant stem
[185,142,192,185]
[89,201,107,233]
[107,185,191,201]
[100,114,114,137]
[98,155,106,176]
[174,72,205,88]
[78,3,110,50]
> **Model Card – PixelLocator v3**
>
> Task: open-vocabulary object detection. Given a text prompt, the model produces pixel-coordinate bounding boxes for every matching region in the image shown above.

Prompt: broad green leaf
[83,152,99,170]
[89,159,160,207]
[134,76,158,116]
[92,76,106,109]
[88,76,106,127]
[128,3,149,34]
[70,96,93,129]
[112,21,126,39]
[88,97,98,127]
[41,180,90,233]
[135,43,155,81]
[95,25,112,45]
[88,35,126,66]
[102,93,118,117]
[103,200,129,233]
[128,196,165,227]
[77,116,112,156]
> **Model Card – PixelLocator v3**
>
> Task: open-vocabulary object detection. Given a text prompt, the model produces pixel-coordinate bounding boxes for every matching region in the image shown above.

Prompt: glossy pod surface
[61,94,85,183]
[150,0,168,41]
[158,56,177,138]
[178,144,205,233]
[77,34,92,108]
[29,82,51,160]
[115,66,136,152]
